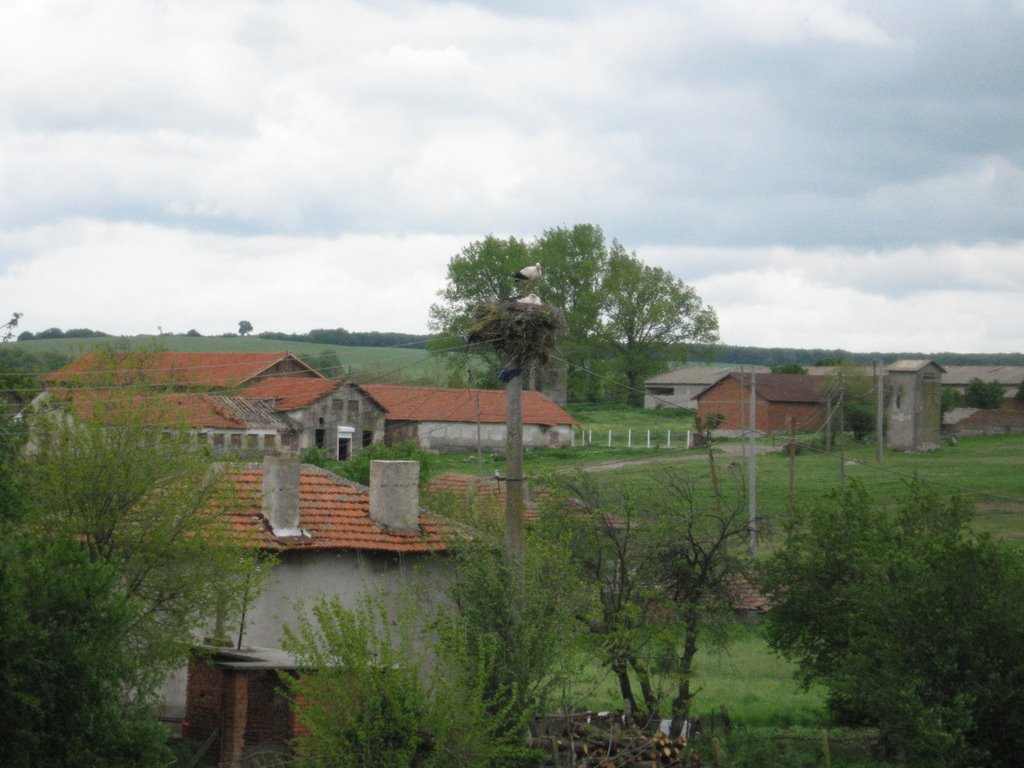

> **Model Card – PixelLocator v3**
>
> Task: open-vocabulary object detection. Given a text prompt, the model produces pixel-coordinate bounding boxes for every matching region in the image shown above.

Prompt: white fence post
[628,429,632,448]
[647,430,651,448]
[607,430,612,447]
[667,429,672,448]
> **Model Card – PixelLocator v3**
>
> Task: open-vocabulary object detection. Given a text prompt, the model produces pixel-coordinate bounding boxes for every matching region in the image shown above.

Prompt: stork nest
[466,297,565,365]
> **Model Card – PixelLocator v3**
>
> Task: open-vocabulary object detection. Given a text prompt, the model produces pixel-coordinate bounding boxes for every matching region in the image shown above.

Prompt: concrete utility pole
[505,367,526,570]
[748,371,757,555]
[875,361,885,464]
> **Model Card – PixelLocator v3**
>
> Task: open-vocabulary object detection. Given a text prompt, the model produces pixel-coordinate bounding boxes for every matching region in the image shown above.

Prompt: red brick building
[695,372,827,436]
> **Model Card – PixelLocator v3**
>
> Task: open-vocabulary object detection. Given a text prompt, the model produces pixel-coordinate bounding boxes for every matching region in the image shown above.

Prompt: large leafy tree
[429,224,718,401]
[763,481,1024,766]
[600,246,719,396]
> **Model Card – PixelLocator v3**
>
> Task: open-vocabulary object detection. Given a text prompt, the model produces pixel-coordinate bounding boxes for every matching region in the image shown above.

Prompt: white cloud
[1,1,1023,353]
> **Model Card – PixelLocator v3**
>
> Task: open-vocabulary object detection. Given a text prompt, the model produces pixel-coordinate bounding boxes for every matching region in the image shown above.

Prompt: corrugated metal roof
[940,365,1024,386]
[645,365,766,386]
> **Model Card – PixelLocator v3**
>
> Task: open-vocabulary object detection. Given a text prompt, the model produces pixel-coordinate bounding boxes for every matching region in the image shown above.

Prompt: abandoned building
[44,350,323,389]
[886,359,945,451]
[33,389,300,456]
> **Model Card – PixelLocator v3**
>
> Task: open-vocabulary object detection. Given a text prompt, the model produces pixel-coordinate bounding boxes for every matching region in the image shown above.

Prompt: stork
[513,263,542,284]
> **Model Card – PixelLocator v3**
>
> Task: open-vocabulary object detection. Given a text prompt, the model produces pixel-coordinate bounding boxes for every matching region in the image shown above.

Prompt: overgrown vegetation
[763,480,1024,766]
[0,355,264,766]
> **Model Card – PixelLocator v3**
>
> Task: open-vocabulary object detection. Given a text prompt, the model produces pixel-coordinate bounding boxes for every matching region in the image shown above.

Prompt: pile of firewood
[528,713,696,767]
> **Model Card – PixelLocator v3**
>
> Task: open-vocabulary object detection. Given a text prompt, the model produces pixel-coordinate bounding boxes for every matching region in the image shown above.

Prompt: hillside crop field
[14,334,451,385]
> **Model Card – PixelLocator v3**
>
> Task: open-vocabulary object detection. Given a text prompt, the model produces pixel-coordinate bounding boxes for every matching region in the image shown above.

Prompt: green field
[14,334,450,385]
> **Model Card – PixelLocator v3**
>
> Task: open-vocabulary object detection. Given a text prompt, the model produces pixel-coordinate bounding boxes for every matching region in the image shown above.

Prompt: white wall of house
[162,549,450,719]
[413,421,572,451]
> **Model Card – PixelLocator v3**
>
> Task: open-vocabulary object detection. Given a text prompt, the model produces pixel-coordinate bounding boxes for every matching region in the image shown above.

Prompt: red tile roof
[45,352,321,388]
[361,384,576,426]
[428,473,540,522]
[214,465,447,554]
[47,389,291,430]
[240,377,347,410]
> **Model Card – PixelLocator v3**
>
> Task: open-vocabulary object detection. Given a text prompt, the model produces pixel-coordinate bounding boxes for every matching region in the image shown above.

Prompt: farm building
[940,365,1024,399]
[886,360,944,451]
[240,377,387,460]
[643,365,767,410]
[32,389,300,456]
[45,350,322,389]
[166,456,450,761]
[694,372,827,436]
[360,384,577,452]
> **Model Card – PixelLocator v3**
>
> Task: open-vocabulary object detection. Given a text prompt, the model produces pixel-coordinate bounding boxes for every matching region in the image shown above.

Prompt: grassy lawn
[565,622,826,728]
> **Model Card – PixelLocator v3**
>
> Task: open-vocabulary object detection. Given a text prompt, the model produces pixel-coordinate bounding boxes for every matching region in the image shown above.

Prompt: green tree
[763,481,1024,766]
[22,380,262,687]
[771,363,808,374]
[542,466,750,723]
[333,441,435,488]
[600,247,719,401]
[238,319,253,336]
[964,377,1004,409]
[0,536,172,768]
[429,224,718,402]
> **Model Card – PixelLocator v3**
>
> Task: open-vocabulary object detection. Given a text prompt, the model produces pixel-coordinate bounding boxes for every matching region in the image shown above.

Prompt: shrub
[964,378,1004,409]
[335,441,435,487]
[763,481,1024,767]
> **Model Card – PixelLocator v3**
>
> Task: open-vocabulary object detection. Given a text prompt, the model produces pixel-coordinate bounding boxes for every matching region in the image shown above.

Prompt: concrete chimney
[262,455,303,537]
[369,460,420,533]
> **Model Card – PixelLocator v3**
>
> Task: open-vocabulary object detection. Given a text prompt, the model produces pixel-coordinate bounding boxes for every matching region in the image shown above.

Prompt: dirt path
[559,443,780,473]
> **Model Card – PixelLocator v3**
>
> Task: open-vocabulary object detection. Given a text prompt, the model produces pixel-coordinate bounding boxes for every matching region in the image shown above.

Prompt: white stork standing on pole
[513,263,542,284]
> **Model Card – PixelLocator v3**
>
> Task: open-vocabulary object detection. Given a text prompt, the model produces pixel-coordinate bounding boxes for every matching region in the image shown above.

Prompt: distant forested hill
[257,328,429,348]
[690,344,1024,368]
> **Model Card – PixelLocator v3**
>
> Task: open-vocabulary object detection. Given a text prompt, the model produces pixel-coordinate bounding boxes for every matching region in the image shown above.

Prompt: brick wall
[697,376,824,435]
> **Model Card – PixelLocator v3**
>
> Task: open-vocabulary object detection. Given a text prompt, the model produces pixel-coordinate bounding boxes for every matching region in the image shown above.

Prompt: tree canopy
[763,481,1024,766]
[429,224,719,402]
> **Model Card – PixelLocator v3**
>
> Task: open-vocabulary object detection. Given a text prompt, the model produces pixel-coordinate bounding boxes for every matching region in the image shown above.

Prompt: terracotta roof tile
[240,377,347,410]
[215,465,447,554]
[428,473,540,522]
[47,389,291,431]
[361,384,576,426]
[45,351,321,388]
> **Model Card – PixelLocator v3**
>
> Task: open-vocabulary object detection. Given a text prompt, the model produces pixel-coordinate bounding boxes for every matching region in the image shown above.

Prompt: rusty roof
[240,377,350,410]
[361,384,576,426]
[45,351,322,388]
[215,464,447,554]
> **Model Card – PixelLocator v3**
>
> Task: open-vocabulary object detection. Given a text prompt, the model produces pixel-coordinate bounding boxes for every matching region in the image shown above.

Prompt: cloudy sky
[2,0,1023,353]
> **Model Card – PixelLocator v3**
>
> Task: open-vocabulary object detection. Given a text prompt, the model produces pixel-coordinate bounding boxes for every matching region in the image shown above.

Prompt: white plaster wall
[161,549,451,718]
[416,421,572,451]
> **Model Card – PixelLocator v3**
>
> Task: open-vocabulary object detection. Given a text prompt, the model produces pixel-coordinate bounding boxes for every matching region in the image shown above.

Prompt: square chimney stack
[262,455,303,537]
[369,460,420,533]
